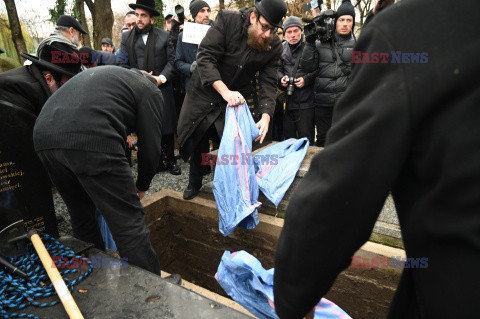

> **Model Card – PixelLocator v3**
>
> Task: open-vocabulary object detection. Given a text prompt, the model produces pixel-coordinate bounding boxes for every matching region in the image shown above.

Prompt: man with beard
[0,43,81,236]
[174,0,212,90]
[37,15,86,56]
[118,0,181,176]
[177,0,288,200]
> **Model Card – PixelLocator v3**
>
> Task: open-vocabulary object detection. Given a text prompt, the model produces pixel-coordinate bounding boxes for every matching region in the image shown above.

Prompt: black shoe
[157,161,166,173]
[183,183,201,200]
[166,162,181,175]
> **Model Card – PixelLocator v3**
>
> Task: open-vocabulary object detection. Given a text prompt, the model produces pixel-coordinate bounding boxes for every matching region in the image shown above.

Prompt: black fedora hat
[254,0,287,28]
[57,15,87,34]
[129,0,160,17]
[20,42,82,77]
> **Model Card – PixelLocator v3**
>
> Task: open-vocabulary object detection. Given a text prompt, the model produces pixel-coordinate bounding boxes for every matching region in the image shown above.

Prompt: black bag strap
[290,43,304,80]
[331,41,351,76]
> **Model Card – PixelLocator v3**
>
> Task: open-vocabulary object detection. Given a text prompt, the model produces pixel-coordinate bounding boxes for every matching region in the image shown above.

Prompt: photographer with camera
[301,0,356,147]
[278,16,317,145]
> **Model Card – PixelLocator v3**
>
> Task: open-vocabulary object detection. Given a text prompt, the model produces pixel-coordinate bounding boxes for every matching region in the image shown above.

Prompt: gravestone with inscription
[0,101,58,237]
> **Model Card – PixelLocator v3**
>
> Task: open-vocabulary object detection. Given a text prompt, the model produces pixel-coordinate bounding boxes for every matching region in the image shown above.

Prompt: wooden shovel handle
[30,233,84,319]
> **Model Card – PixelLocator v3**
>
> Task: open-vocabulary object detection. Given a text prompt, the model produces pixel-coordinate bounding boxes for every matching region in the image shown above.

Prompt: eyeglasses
[257,18,276,34]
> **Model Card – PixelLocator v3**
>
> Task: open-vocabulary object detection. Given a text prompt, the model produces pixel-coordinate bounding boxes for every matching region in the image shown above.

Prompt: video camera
[302,0,336,43]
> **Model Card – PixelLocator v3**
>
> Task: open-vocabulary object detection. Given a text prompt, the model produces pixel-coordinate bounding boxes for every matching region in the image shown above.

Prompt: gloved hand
[190,61,197,74]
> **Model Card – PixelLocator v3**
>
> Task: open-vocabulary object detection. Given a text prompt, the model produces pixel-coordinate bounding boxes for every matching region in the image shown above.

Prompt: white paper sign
[182,22,211,45]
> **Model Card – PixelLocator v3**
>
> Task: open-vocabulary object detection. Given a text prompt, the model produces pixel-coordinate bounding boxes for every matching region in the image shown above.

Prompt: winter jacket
[177,7,282,158]
[0,64,51,116]
[278,41,317,110]
[33,66,165,191]
[174,31,199,89]
[301,33,356,108]
[274,0,480,318]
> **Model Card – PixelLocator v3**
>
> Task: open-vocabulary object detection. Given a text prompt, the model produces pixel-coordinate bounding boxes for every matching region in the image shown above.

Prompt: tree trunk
[85,0,113,50]
[219,0,225,10]
[75,0,92,47]
[4,0,27,63]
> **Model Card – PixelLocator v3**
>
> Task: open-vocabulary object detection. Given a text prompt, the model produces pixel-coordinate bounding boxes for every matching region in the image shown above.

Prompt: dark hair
[126,10,135,16]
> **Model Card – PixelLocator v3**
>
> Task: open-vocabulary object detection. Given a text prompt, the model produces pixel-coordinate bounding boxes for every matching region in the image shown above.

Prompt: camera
[303,9,336,43]
[175,4,185,25]
[286,77,296,96]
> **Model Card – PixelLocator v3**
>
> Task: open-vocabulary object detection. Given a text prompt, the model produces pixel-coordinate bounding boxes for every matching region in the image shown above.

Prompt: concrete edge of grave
[161,270,255,318]
[142,188,406,263]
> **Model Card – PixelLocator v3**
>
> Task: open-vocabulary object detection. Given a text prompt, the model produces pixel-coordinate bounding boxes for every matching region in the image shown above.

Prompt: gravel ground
[55,151,214,237]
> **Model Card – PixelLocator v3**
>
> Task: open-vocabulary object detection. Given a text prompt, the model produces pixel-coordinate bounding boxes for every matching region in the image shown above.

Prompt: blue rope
[0,234,93,319]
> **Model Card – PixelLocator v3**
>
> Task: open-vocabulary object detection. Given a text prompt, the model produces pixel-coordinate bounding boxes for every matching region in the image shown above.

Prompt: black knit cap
[336,0,355,20]
[129,0,160,17]
[189,0,210,19]
[21,42,82,77]
[57,15,87,34]
[283,16,303,34]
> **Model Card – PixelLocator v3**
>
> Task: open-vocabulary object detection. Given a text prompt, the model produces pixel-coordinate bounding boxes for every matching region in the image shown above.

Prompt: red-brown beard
[247,24,273,52]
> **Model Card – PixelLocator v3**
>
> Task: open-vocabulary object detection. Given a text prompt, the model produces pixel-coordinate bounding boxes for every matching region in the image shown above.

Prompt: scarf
[125,26,157,73]
[36,29,78,56]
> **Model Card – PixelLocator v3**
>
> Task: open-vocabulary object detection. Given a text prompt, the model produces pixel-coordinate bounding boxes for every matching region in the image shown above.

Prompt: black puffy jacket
[301,33,356,108]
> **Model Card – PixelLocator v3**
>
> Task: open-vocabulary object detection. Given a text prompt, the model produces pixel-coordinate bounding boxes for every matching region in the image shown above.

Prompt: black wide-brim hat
[254,0,287,28]
[20,43,82,78]
[129,0,160,17]
[0,46,5,54]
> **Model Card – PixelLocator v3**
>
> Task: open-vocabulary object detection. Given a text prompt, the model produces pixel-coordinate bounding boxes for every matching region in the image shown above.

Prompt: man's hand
[137,188,146,200]
[126,135,135,148]
[254,113,270,144]
[222,90,245,107]
[295,77,305,88]
[280,75,289,87]
[213,80,245,106]
[148,71,163,86]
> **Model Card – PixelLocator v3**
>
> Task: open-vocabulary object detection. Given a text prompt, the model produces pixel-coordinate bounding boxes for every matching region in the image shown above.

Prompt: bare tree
[354,0,374,28]
[3,0,27,62]
[84,0,114,49]
[74,0,91,47]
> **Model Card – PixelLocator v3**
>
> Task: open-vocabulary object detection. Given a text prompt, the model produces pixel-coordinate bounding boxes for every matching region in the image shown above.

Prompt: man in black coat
[0,43,81,237]
[274,0,480,318]
[301,0,356,147]
[118,0,181,175]
[33,66,165,274]
[278,16,318,145]
[177,0,288,200]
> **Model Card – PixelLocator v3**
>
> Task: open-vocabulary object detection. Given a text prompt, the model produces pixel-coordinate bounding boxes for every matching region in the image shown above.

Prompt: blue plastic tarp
[212,103,261,236]
[254,138,309,207]
[216,251,351,319]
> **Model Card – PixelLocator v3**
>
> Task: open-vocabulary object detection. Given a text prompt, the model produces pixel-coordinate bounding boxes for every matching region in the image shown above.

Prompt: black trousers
[161,133,176,163]
[315,107,333,147]
[188,125,220,187]
[283,108,315,145]
[37,149,161,275]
